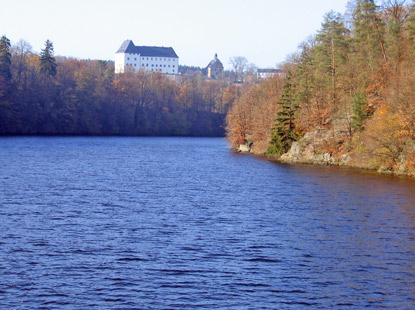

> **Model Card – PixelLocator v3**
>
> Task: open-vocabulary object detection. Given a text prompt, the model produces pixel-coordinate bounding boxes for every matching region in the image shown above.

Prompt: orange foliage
[226,76,284,153]
[364,64,389,109]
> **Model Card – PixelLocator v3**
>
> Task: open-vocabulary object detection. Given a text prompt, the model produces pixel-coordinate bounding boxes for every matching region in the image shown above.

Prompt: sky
[1,0,351,69]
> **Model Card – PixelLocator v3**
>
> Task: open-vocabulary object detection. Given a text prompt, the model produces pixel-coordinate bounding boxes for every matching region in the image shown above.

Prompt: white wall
[116,52,179,74]
[114,53,126,73]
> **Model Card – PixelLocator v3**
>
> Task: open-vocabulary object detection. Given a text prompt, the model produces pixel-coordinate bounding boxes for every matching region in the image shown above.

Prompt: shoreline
[235,146,415,179]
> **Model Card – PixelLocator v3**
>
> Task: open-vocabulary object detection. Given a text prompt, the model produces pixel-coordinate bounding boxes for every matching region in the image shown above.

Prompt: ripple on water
[1,137,415,309]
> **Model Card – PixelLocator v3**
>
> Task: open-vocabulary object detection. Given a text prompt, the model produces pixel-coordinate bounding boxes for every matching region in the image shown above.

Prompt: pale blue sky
[1,0,351,69]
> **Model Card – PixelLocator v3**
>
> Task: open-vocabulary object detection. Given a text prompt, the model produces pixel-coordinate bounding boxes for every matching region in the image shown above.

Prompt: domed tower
[206,53,224,80]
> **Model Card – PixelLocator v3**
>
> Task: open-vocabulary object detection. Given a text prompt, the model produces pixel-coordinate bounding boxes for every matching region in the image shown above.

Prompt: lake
[1,137,415,309]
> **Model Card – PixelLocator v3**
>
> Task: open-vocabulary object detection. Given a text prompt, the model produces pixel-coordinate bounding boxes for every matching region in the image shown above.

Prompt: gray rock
[238,143,251,153]
[341,154,352,164]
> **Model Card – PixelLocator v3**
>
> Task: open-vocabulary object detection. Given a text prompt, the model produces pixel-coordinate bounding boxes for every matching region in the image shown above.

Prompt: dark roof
[207,58,223,68]
[206,53,223,69]
[116,40,178,58]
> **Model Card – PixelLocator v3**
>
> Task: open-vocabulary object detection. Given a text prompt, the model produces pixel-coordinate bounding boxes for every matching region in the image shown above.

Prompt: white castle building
[115,40,179,74]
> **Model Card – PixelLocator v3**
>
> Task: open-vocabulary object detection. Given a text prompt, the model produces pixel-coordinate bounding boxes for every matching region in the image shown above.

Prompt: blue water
[1,137,415,309]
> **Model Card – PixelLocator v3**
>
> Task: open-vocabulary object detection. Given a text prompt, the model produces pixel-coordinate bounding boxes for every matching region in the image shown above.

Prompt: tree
[383,0,410,95]
[293,37,318,128]
[351,89,369,130]
[351,0,387,71]
[229,56,248,82]
[315,11,350,109]
[267,74,300,156]
[11,39,33,88]
[0,35,12,99]
[39,39,57,77]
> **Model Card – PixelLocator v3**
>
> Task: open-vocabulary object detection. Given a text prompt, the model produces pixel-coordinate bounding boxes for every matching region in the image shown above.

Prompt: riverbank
[235,128,415,178]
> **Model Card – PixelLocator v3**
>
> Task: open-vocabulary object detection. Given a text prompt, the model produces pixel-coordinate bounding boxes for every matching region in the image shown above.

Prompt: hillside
[226,0,415,176]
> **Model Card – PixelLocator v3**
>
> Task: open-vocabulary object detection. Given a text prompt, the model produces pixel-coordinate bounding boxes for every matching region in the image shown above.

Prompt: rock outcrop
[232,127,415,177]
[238,140,253,153]
[280,129,351,166]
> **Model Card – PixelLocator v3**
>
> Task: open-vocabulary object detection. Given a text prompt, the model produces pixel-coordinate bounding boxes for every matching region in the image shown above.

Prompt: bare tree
[229,56,248,83]
[383,0,409,24]
[11,40,33,87]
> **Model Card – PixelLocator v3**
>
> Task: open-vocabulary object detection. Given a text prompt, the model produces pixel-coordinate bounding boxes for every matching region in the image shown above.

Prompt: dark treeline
[227,0,415,175]
[0,38,237,136]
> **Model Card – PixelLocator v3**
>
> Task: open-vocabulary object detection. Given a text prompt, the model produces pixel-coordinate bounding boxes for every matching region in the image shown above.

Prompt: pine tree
[315,11,350,108]
[295,38,317,125]
[0,35,11,99]
[351,90,369,130]
[39,39,57,77]
[351,0,387,68]
[267,74,299,156]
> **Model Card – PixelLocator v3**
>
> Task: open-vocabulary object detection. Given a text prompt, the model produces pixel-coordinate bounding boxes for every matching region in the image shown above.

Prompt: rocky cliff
[236,128,415,178]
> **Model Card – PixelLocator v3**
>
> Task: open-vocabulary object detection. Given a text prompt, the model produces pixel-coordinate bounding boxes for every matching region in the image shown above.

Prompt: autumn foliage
[226,0,415,176]
[0,40,236,136]
[226,76,284,153]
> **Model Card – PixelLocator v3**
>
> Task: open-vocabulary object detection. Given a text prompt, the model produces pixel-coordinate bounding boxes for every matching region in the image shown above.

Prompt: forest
[2,0,414,175]
[0,38,239,136]
[226,0,415,175]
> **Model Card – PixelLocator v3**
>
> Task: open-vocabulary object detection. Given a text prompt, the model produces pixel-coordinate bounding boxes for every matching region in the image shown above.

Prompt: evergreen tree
[351,90,369,130]
[315,11,350,108]
[351,0,387,71]
[39,39,57,77]
[384,0,409,72]
[406,0,415,62]
[0,35,11,99]
[295,38,316,121]
[267,74,299,156]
